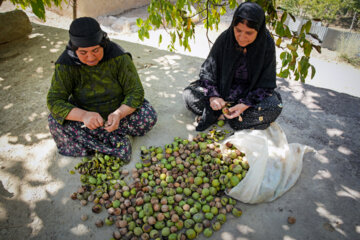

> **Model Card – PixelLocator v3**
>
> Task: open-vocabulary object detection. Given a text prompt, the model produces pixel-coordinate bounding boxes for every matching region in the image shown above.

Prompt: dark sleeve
[46,64,77,125]
[117,54,144,108]
[198,35,224,98]
[238,88,274,107]
[255,32,277,89]
[200,79,221,97]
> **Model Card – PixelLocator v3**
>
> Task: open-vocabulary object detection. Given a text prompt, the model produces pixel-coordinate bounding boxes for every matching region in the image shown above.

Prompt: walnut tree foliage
[137,0,323,82]
[6,0,65,21]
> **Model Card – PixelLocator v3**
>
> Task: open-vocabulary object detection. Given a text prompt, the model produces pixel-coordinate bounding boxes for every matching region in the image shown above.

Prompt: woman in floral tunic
[47,17,157,162]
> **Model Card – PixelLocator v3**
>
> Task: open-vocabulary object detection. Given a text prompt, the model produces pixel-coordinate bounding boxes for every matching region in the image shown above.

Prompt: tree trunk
[73,0,77,20]
[350,11,357,32]
[0,0,3,7]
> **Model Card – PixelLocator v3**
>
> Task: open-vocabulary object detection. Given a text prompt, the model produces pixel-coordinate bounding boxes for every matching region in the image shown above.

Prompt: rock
[111,17,137,33]
[97,15,117,26]
[0,10,32,44]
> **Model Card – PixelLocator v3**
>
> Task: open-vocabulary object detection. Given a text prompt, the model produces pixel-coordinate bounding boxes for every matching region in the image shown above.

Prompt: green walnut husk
[71,127,247,240]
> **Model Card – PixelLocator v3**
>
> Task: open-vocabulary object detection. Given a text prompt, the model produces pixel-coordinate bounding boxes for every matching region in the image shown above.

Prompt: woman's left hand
[224,103,249,119]
[104,104,136,132]
[104,109,123,132]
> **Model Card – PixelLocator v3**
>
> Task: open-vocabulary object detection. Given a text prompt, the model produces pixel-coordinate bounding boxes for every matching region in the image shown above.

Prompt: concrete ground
[0,21,360,240]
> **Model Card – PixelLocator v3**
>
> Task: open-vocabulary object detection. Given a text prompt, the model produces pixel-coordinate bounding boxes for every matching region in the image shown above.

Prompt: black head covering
[69,17,104,47]
[232,2,264,31]
[55,17,129,66]
[199,2,277,99]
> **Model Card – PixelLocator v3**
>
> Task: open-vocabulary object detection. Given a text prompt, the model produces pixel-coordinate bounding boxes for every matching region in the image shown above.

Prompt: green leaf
[159,34,163,45]
[298,57,309,82]
[287,44,296,51]
[275,22,284,36]
[177,0,184,9]
[171,31,176,44]
[281,12,287,24]
[220,7,226,15]
[144,30,150,39]
[282,57,290,68]
[305,20,312,34]
[276,37,282,47]
[229,0,237,9]
[280,51,287,60]
[294,70,300,81]
[311,65,316,79]
[282,69,290,78]
[136,18,143,27]
[277,68,289,78]
[138,28,144,41]
[303,41,312,57]
[284,26,292,38]
[30,0,46,20]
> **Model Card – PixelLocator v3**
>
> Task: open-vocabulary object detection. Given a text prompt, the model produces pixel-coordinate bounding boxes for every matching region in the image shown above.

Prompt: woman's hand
[224,103,249,120]
[104,109,123,132]
[82,111,104,130]
[104,104,136,133]
[209,97,226,111]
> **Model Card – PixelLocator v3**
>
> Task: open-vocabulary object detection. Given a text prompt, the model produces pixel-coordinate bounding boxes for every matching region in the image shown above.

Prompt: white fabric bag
[223,122,314,204]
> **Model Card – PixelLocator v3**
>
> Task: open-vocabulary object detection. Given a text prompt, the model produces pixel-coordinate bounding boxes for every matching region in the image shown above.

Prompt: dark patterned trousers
[48,100,157,162]
[183,80,283,130]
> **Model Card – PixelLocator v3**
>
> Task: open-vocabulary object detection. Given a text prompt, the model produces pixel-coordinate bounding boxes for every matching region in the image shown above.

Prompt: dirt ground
[1,4,360,240]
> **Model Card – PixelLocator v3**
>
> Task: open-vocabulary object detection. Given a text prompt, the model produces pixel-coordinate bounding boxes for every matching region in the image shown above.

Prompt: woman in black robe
[183,2,283,131]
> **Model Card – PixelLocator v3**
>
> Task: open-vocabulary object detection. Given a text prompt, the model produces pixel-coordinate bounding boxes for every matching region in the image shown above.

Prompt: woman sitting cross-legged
[183,2,283,131]
[47,17,157,162]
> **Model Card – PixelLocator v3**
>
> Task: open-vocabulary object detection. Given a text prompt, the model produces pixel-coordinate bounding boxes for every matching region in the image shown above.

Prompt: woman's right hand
[209,97,226,111]
[82,111,104,130]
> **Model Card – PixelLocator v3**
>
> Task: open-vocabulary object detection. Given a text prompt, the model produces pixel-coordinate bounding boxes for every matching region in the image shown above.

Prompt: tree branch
[205,0,213,47]
[209,0,229,7]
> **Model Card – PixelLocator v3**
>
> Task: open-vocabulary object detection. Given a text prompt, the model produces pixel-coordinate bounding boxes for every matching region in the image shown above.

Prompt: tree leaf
[280,51,286,60]
[275,22,284,36]
[281,12,287,24]
[311,65,316,79]
[159,34,162,45]
[136,18,143,27]
[276,37,282,47]
[305,20,312,34]
[313,45,322,53]
[303,41,312,57]
[30,0,46,20]
[288,12,296,22]
[284,25,292,38]
[287,44,296,51]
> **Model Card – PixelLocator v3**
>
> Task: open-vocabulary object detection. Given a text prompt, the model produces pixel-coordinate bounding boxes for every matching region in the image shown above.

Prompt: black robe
[199,2,277,100]
[195,2,277,131]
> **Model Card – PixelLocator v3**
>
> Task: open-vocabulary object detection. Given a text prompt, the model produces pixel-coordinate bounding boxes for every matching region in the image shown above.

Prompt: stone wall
[51,0,151,18]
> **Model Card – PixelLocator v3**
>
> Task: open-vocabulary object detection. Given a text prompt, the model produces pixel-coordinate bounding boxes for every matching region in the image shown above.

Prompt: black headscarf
[199,2,277,99]
[55,17,129,65]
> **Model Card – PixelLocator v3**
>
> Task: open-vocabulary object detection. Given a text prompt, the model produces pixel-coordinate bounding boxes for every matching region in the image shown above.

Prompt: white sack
[223,122,314,204]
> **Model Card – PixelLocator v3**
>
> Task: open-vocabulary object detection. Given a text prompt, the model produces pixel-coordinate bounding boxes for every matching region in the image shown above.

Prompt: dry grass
[336,34,360,68]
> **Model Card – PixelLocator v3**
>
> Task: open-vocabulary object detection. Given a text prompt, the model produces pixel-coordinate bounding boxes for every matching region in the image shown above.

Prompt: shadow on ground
[0,23,359,240]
